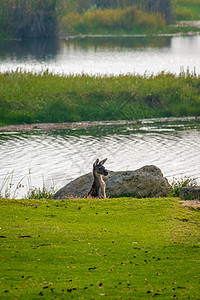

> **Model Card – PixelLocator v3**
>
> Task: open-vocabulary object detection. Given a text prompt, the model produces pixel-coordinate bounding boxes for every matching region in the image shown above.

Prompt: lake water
[0,117,199,198]
[0,36,200,198]
[0,35,200,75]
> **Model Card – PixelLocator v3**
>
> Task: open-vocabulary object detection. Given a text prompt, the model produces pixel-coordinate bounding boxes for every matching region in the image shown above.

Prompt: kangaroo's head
[93,158,108,177]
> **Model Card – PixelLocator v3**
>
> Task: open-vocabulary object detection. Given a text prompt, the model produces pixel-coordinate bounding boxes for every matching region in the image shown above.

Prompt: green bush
[172,0,200,20]
[61,12,83,34]
[26,185,56,199]
[61,6,166,34]
[173,7,195,20]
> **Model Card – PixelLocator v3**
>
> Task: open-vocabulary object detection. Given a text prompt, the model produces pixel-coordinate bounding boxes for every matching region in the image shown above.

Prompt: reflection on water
[0,117,199,198]
[62,36,171,50]
[0,38,60,61]
[0,35,200,75]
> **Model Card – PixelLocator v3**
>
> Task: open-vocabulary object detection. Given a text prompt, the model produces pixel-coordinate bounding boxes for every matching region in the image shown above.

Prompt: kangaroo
[86,158,108,198]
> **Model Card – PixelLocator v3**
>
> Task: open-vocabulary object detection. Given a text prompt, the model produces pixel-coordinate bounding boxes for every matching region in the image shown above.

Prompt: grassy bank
[0,71,200,126]
[0,197,199,299]
[173,0,200,20]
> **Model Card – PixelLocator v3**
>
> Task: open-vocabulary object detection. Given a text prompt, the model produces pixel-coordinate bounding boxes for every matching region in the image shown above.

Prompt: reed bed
[0,71,200,126]
[61,6,166,35]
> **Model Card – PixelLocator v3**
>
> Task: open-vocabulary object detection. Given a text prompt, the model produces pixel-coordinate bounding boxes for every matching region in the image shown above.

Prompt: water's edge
[0,117,199,132]
[0,120,136,132]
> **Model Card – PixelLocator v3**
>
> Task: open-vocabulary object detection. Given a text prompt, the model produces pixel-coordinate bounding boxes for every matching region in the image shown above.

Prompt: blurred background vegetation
[0,0,199,38]
[0,0,58,38]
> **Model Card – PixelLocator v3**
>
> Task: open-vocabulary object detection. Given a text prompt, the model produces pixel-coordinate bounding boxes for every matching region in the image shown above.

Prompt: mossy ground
[0,197,199,299]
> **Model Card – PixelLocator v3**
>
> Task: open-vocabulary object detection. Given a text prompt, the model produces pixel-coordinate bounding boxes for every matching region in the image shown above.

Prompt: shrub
[173,7,195,20]
[83,7,123,31]
[61,6,166,34]
[92,0,174,22]
[133,9,166,32]
[26,185,56,199]
[171,176,198,197]
[120,6,137,30]
[61,12,83,34]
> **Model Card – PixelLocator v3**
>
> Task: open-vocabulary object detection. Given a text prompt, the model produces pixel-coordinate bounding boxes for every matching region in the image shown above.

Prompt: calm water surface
[0,35,200,75]
[0,117,199,198]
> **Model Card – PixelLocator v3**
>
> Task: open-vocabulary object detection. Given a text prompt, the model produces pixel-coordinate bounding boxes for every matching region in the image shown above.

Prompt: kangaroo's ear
[93,159,99,167]
[100,158,107,165]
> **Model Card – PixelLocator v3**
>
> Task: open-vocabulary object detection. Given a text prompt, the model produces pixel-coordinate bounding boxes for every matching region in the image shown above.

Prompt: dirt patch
[179,200,200,209]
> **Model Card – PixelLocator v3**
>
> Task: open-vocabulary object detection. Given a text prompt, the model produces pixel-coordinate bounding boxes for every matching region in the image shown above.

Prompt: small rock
[180,186,200,200]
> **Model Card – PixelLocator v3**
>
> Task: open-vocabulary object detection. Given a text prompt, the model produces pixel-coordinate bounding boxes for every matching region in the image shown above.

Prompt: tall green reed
[0,70,200,126]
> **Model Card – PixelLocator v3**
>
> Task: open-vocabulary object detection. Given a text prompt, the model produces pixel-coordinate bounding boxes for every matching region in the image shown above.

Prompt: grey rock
[53,165,171,199]
[180,186,200,200]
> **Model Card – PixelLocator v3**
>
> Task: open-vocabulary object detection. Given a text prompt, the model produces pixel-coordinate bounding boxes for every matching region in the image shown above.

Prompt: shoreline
[0,120,137,132]
[0,116,199,132]
[2,24,200,42]
[59,22,200,39]
[60,31,200,40]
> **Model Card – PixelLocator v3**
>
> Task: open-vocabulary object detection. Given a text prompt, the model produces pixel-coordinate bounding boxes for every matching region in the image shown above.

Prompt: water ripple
[0,118,199,198]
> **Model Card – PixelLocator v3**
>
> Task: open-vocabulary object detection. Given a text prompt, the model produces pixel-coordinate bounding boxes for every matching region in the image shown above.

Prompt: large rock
[53,165,171,199]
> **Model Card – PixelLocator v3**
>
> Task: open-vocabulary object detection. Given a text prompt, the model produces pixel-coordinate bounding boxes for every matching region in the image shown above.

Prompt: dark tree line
[0,0,58,38]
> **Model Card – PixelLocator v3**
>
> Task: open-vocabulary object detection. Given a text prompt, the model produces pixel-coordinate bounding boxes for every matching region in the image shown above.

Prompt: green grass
[173,0,200,20]
[1,71,200,126]
[0,197,199,299]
